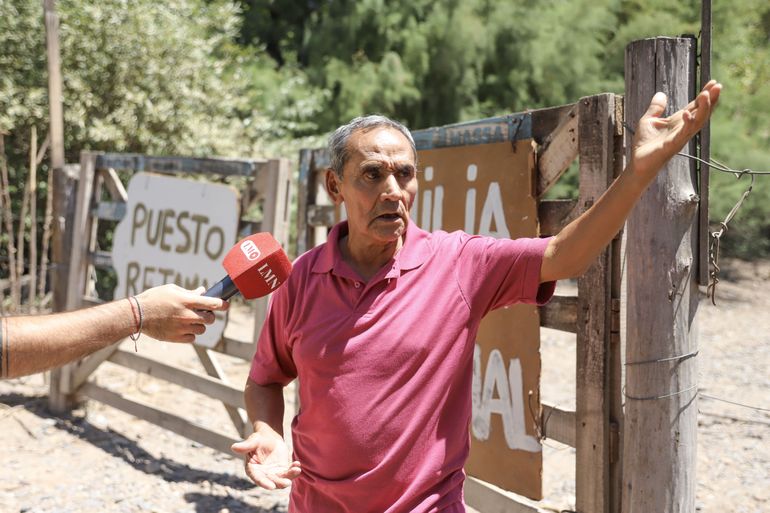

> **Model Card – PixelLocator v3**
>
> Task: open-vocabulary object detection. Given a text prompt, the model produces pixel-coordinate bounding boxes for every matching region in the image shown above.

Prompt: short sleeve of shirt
[249,284,297,386]
[455,234,555,317]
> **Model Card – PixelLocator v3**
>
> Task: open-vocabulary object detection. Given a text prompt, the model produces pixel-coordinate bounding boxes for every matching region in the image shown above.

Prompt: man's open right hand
[231,427,301,489]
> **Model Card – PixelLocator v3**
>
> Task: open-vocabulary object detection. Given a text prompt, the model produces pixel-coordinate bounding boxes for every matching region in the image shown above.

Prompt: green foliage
[2,0,770,267]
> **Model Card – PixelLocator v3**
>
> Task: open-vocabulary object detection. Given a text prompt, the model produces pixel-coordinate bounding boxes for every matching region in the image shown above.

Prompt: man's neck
[340,233,403,282]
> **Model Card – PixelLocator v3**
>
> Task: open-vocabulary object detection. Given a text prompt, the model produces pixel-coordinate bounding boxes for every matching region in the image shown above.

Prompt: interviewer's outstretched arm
[0,284,228,379]
[540,80,722,283]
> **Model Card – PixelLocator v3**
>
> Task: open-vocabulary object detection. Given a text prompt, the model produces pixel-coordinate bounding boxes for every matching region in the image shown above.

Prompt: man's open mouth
[376,213,401,221]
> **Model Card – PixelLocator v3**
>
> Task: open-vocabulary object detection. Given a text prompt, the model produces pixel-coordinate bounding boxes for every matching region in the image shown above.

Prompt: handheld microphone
[204,233,292,300]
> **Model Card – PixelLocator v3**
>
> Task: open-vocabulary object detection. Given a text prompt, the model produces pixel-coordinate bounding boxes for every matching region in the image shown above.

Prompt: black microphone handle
[204,275,240,300]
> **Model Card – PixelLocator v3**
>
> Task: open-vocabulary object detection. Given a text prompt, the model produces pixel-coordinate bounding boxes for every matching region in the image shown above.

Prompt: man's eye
[399,169,415,179]
[364,170,380,180]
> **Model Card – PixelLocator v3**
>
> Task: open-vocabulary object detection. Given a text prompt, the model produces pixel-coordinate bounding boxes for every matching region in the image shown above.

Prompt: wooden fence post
[50,153,97,411]
[43,0,68,311]
[575,93,617,513]
[623,37,699,513]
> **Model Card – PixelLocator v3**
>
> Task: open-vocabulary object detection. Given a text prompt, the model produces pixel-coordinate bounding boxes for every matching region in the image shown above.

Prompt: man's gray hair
[328,115,417,176]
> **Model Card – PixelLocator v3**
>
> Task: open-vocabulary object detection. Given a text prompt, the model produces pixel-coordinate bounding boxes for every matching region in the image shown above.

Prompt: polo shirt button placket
[354,281,361,289]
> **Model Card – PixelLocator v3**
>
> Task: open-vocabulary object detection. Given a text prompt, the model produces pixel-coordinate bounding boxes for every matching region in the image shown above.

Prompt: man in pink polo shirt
[232,81,722,512]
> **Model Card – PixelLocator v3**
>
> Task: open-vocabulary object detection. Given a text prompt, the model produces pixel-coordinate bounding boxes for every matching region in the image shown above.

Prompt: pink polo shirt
[249,221,554,513]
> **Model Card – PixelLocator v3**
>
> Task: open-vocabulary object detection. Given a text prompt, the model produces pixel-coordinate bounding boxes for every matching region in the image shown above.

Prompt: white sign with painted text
[112,173,239,347]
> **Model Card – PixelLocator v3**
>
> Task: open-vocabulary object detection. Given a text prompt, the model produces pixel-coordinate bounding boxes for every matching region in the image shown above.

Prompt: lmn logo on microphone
[240,240,262,261]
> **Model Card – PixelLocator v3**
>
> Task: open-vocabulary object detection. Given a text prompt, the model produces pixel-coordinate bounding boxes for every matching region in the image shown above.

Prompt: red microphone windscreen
[222,233,292,299]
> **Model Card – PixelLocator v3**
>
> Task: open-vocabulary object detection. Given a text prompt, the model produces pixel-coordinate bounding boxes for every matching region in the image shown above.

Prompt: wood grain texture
[537,105,579,197]
[575,93,616,513]
[538,295,578,333]
[623,37,699,513]
[464,477,548,513]
[82,383,239,454]
[538,199,579,237]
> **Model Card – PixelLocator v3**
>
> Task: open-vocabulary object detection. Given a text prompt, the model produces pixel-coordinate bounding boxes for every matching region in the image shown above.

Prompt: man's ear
[325,169,344,205]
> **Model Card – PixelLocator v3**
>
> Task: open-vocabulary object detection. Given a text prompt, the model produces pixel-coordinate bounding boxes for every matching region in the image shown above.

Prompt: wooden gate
[49,151,292,453]
[296,93,624,513]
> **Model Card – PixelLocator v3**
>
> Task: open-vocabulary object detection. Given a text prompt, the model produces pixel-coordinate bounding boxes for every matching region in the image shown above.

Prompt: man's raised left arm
[540,81,722,283]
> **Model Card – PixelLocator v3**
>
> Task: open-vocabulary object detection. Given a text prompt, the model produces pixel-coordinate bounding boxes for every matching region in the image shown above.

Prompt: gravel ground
[1,259,768,512]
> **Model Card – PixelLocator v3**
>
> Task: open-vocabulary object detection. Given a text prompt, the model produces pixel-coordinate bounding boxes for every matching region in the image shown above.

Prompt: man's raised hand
[630,80,722,180]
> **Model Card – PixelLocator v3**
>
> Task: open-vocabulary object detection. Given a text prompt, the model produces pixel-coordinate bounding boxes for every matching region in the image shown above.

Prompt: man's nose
[380,173,401,201]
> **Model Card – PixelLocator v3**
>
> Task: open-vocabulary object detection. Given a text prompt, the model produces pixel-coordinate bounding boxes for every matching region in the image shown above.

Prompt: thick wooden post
[43,0,69,312]
[49,153,97,411]
[623,38,699,513]
[575,93,617,513]
[252,158,293,341]
[45,0,81,411]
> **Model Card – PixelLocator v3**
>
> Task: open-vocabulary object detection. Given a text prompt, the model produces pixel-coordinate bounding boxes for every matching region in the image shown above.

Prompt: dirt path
[1,259,768,512]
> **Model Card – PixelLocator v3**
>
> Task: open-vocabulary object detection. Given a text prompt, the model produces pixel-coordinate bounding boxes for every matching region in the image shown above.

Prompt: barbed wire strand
[674,151,758,305]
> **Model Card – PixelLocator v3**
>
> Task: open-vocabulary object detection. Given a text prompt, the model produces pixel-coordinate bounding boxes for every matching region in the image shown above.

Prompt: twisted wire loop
[623,121,764,303]
[702,169,754,304]
[527,390,547,441]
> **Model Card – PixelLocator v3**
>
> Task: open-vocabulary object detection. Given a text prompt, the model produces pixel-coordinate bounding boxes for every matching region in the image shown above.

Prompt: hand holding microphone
[204,232,292,300]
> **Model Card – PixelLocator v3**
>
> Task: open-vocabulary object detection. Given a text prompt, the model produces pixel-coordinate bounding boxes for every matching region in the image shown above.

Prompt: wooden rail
[53,150,292,457]
[295,94,622,513]
[81,383,238,454]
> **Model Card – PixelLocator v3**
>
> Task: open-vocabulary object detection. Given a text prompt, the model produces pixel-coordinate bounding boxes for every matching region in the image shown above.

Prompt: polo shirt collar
[311,220,430,275]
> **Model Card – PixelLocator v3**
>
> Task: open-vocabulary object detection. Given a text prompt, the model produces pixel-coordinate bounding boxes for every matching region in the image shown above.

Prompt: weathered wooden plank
[296,149,313,256]
[464,477,548,513]
[210,337,255,361]
[610,95,625,513]
[70,343,122,392]
[90,250,112,268]
[100,167,128,202]
[43,0,65,171]
[538,199,579,236]
[109,349,245,409]
[93,201,126,222]
[536,105,579,197]
[81,382,239,454]
[530,103,578,144]
[412,113,531,151]
[81,296,104,306]
[407,103,576,152]
[307,204,336,227]
[575,93,616,513]
[52,153,99,410]
[251,158,293,342]
[192,345,248,436]
[259,158,293,251]
[608,96,626,511]
[65,153,97,311]
[541,403,576,448]
[538,295,577,333]
[312,148,330,170]
[50,163,79,313]
[623,37,699,513]
[95,153,265,177]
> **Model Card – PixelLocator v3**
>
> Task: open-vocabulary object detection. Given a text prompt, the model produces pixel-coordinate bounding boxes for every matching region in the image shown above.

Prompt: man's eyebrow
[360,162,383,172]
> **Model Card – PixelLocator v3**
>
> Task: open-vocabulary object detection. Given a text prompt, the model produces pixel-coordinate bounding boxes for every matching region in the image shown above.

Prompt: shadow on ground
[1,392,281,513]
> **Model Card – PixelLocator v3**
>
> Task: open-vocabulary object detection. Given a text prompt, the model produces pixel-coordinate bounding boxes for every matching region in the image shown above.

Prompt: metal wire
[670,151,759,304]
[700,393,770,413]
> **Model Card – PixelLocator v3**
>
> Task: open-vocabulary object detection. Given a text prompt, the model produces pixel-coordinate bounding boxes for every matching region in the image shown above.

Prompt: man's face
[329,127,418,247]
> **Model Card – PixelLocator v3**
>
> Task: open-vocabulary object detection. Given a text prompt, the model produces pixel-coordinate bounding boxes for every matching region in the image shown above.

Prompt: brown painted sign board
[416,140,543,500]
